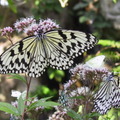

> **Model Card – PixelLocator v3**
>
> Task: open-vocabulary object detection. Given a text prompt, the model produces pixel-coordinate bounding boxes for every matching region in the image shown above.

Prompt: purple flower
[49,110,67,120]
[38,18,59,33]
[16,18,59,36]
[64,80,76,90]
[24,23,39,36]
[0,27,14,36]
[14,17,36,32]
[70,64,110,85]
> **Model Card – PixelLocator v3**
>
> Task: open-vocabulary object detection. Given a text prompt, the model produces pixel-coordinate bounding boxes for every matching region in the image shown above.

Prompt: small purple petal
[14,17,36,32]
[0,27,14,36]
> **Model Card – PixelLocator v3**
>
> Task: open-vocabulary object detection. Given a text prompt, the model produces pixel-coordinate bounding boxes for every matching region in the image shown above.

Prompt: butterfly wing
[0,36,48,77]
[85,55,105,68]
[111,76,120,108]
[27,39,48,77]
[59,90,74,108]
[0,29,97,77]
[45,30,97,69]
[94,76,120,114]
[94,81,113,114]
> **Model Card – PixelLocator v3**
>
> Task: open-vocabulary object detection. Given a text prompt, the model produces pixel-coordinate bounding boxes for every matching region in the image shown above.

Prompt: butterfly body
[0,29,97,77]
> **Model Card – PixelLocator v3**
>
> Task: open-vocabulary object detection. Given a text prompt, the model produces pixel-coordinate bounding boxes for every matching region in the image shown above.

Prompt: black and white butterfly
[94,74,120,114]
[58,90,74,108]
[0,30,97,77]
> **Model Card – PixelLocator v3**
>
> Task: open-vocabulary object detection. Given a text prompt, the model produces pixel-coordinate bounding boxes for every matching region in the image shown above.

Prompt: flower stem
[21,77,32,120]
[7,36,13,45]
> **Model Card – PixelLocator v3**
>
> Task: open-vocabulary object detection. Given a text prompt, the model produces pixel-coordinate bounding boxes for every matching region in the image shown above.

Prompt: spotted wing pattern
[58,90,74,108]
[94,75,120,114]
[0,36,47,77]
[0,29,97,77]
[45,30,97,69]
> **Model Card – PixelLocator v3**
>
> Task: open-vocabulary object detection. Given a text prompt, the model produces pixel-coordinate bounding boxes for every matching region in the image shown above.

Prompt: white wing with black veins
[45,30,97,70]
[0,29,97,77]
[94,76,120,114]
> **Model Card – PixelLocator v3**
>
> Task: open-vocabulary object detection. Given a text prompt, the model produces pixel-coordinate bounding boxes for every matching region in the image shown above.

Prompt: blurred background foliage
[0,0,120,119]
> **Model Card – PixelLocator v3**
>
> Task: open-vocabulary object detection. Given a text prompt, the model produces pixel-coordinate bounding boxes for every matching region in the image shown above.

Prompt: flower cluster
[23,18,59,36]
[63,79,76,90]
[49,110,69,120]
[50,63,110,119]
[14,17,36,32]
[70,64,110,86]
[0,17,59,38]
[14,17,59,36]
[24,22,39,36]
[0,27,14,37]
[38,19,59,33]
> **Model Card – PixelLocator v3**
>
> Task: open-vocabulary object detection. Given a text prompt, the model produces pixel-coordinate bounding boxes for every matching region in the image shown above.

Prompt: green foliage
[70,95,85,100]
[32,0,62,19]
[98,108,120,120]
[0,73,60,119]
[28,97,60,111]
[67,109,100,120]
[73,0,113,39]
[8,73,26,83]
[47,68,65,82]
[84,112,100,119]
[113,0,118,3]
[98,39,120,72]
[17,95,25,115]
[7,0,17,13]
[67,109,83,120]
[73,1,90,10]
[31,85,57,98]
[98,40,120,48]
[0,102,19,115]
[98,40,119,59]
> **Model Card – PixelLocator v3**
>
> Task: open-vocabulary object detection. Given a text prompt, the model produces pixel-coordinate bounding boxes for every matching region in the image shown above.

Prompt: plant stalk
[21,77,32,120]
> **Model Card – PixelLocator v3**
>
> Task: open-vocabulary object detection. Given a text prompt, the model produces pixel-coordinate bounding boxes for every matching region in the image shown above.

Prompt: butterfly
[93,74,120,114]
[58,90,73,108]
[0,29,97,77]
[85,55,105,68]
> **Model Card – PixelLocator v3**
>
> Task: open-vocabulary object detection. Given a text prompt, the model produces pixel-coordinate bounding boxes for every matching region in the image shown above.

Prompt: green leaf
[113,0,118,3]
[73,2,88,10]
[17,95,25,115]
[84,112,100,118]
[28,100,60,111]
[67,109,83,120]
[40,96,53,101]
[79,16,89,23]
[8,73,26,83]
[47,68,55,79]
[98,40,120,48]
[7,0,17,13]
[69,95,85,99]
[49,72,55,79]
[41,86,50,95]
[47,68,65,81]
[35,0,40,5]
[0,102,19,115]
[54,70,65,82]
[55,70,65,77]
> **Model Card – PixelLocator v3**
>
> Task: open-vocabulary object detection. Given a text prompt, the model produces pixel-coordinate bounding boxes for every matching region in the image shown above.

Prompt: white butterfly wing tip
[85,55,106,68]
